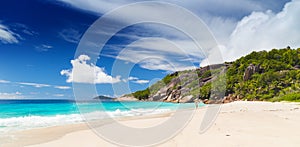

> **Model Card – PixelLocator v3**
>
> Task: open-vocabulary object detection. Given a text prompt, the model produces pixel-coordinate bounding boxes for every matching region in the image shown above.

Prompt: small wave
[80,108,172,120]
[0,114,83,133]
[0,108,173,133]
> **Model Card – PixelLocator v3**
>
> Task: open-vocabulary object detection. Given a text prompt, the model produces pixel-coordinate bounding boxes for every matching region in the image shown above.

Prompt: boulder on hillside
[294,65,300,69]
[180,95,194,103]
[243,64,260,81]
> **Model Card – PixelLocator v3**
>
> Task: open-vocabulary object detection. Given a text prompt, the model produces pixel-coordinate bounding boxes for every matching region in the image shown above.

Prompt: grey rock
[243,64,259,81]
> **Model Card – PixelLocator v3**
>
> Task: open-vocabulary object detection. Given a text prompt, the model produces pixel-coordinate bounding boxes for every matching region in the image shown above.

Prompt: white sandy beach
[3,101,300,147]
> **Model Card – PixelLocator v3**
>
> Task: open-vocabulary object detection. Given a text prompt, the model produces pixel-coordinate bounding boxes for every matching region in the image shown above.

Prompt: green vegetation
[199,83,211,99]
[148,80,165,95]
[226,47,300,101]
[132,88,150,100]
[194,47,300,102]
[270,93,300,102]
[131,72,179,100]
[130,47,300,102]
[200,70,211,79]
[162,73,178,85]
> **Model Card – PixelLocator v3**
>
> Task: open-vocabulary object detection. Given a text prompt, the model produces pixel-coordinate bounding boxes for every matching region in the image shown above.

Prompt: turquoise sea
[0,99,202,133]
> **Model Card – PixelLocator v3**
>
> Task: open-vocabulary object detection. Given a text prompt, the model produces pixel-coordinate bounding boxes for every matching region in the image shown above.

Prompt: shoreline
[1,123,87,147]
[2,101,300,147]
[1,109,180,147]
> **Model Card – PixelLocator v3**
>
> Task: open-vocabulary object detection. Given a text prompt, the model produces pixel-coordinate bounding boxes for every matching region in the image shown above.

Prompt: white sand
[3,101,300,147]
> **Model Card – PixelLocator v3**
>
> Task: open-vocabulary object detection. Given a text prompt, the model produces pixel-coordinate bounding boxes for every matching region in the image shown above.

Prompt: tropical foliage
[226,47,300,101]
[131,47,300,102]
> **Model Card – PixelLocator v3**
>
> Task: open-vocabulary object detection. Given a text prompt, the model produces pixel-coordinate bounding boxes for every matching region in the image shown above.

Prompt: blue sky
[0,0,299,99]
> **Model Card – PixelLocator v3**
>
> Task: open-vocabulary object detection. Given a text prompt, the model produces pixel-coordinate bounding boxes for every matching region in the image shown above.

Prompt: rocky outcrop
[124,48,300,104]
[179,95,194,103]
[243,64,260,81]
[201,94,241,104]
[125,63,232,104]
[164,86,181,102]
[294,65,300,69]
[221,94,241,104]
[144,70,196,102]
[161,76,182,102]
[146,64,228,103]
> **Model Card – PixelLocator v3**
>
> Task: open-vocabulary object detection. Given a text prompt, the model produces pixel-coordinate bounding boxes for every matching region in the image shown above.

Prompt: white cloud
[128,76,149,84]
[53,94,64,97]
[112,38,199,71]
[1,80,70,90]
[128,76,138,81]
[12,23,38,36]
[61,55,121,84]
[57,0,134,14]
[18,82,51,88]
[59,28,82,43]
[35,44,53,52]
[54,86,71,90]
[57,1,223,70]
[0,23,19,44]
[217,0,300,62]
[57,0,288,45]
[0,80,10,83]
[41,44,52,49]
[0,92,23,99]
[201,16,237,45]
[133,80,149,84]
[59,0,296,68]
[57,0,284,18]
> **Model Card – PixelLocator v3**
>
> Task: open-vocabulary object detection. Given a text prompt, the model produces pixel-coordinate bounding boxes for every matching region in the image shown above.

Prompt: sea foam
[0,108,172,133]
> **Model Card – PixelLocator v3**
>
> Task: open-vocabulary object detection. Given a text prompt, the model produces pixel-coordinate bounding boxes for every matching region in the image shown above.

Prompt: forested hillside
[226,47,300,101]
[128,47,300,103]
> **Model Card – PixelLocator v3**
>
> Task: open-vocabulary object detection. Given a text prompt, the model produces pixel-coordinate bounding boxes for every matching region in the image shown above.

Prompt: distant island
[117,47,300,104]
[93,95,115,101]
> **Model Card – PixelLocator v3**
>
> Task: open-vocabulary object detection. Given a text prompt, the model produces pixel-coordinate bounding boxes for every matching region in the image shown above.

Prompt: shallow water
[0,99,202,133]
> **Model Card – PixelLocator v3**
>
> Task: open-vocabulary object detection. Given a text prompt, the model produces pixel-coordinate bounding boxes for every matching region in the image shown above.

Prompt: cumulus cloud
[61,55,121,84]
[0,23,19,44]
[57,0,289,44]
[59,0,297,69]
[218,0,300,62]
[57,0,229,70]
